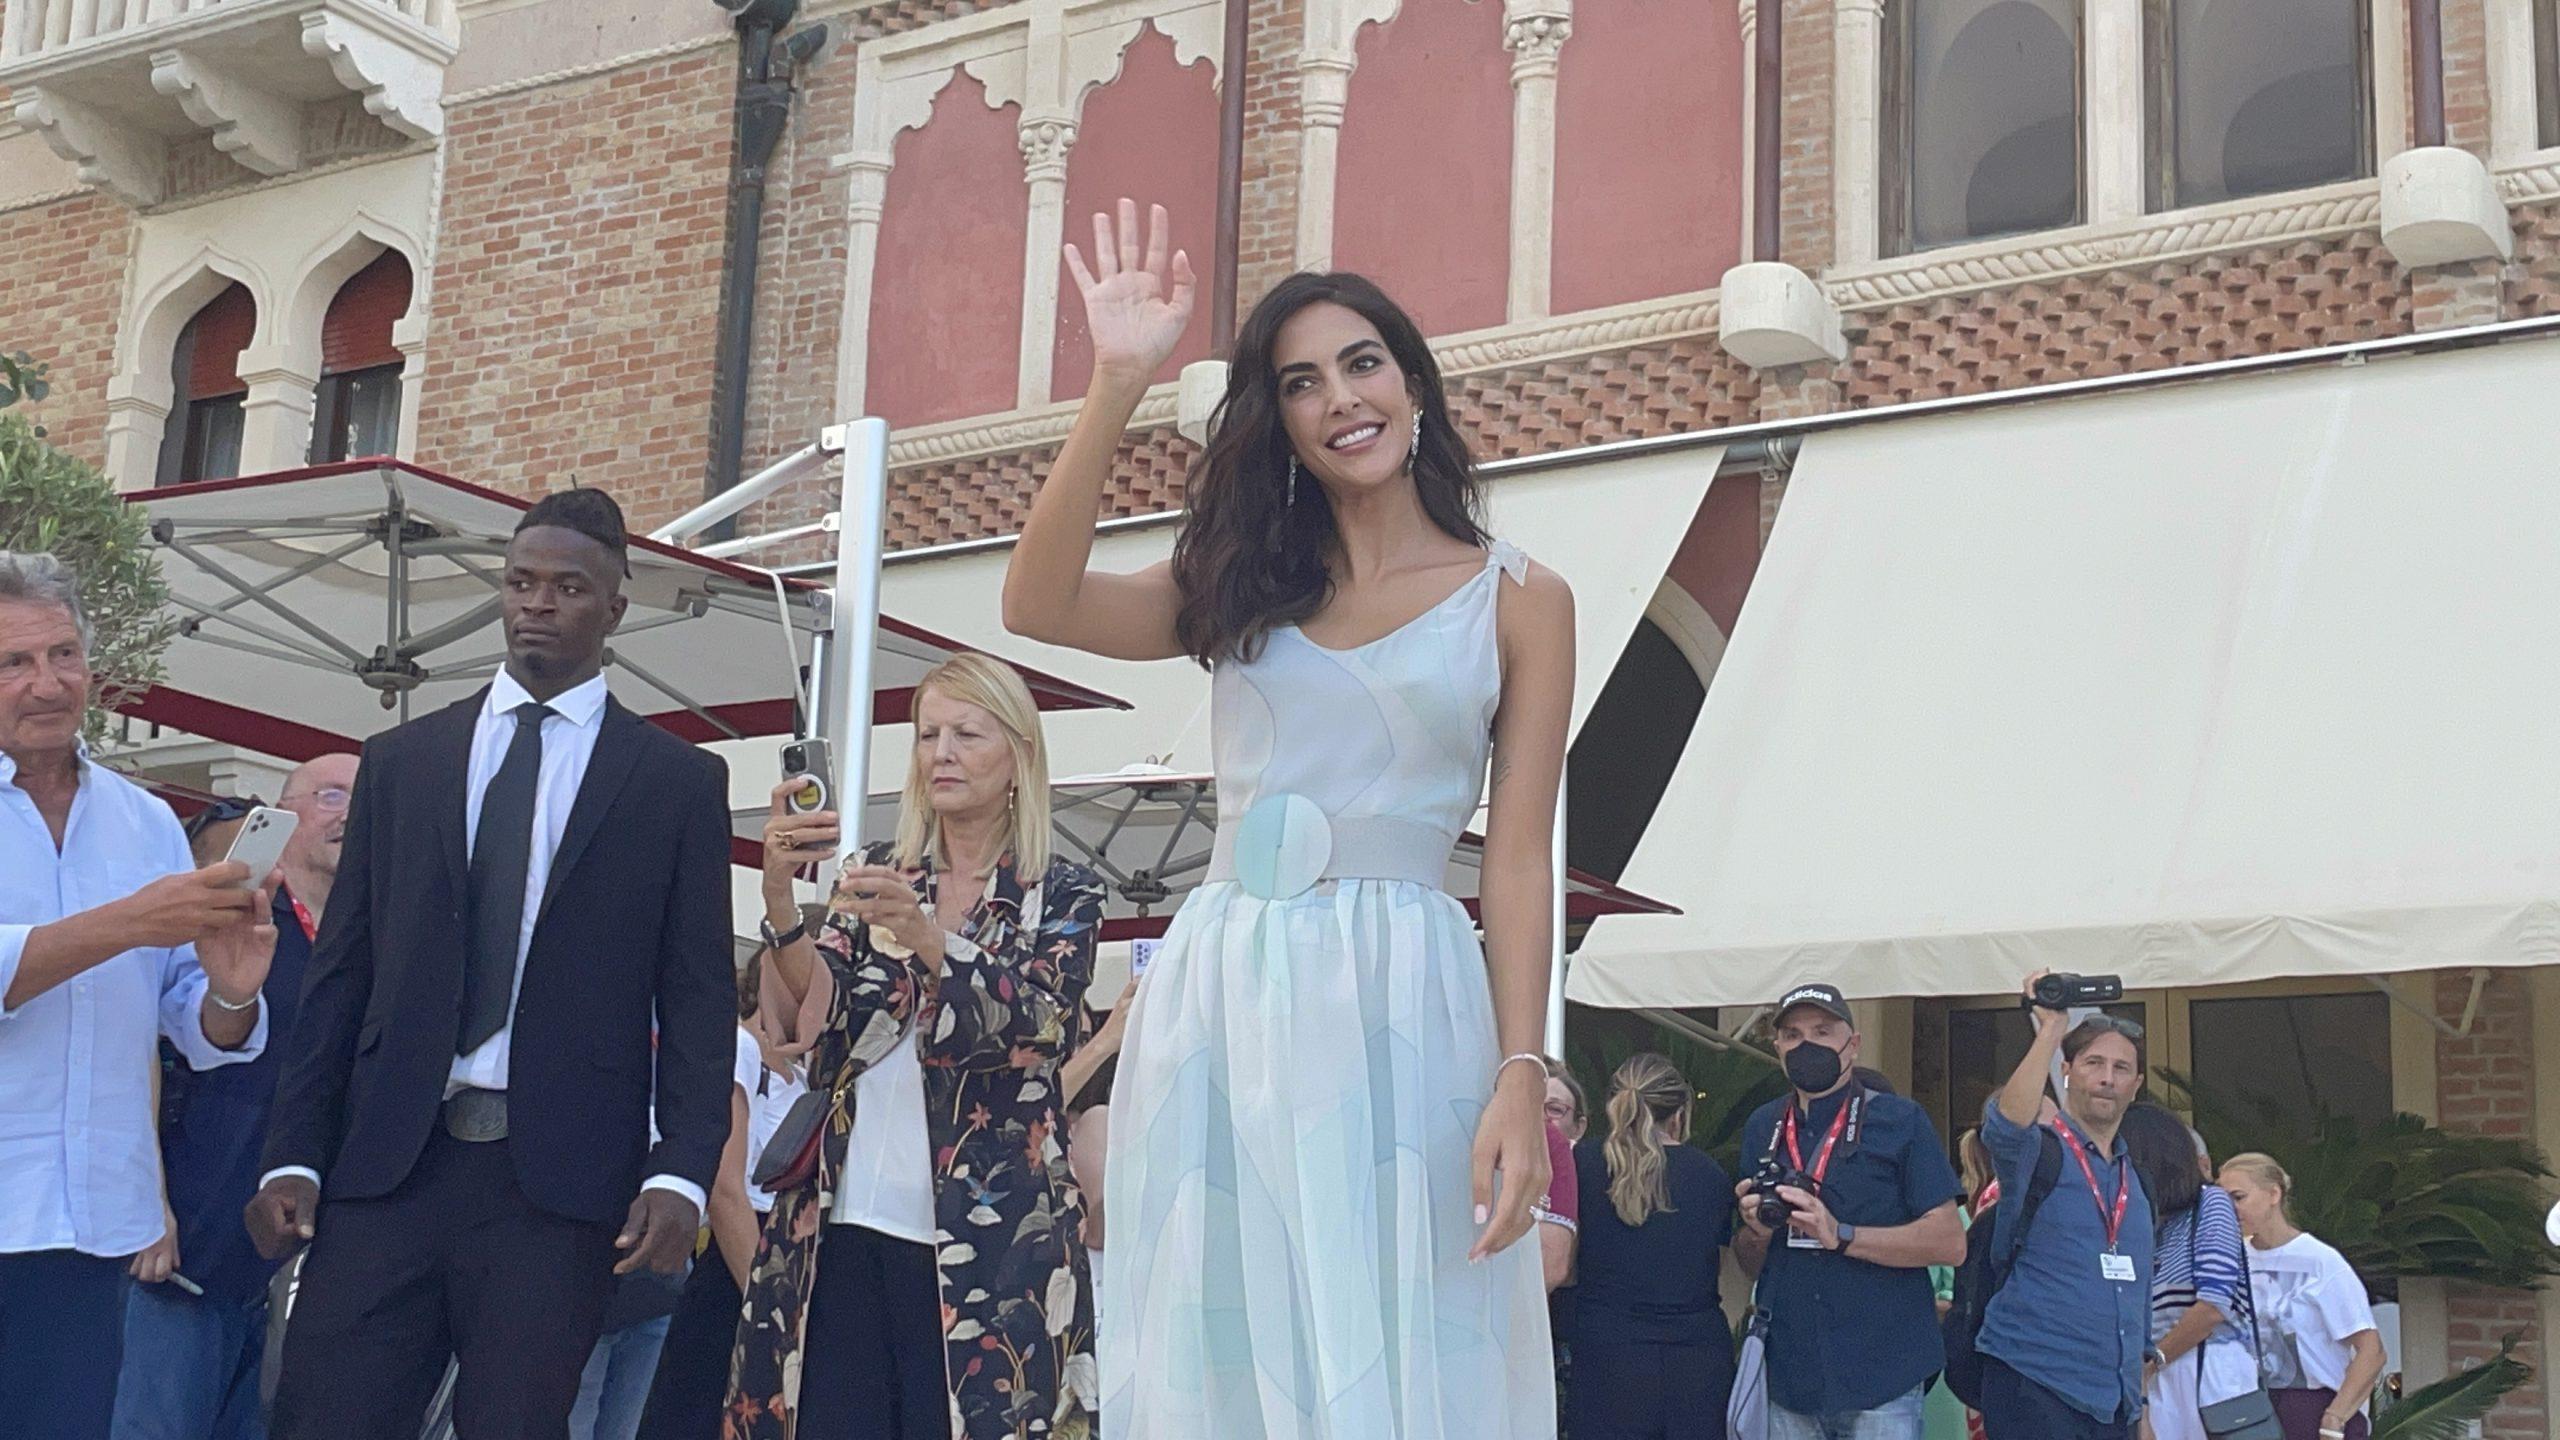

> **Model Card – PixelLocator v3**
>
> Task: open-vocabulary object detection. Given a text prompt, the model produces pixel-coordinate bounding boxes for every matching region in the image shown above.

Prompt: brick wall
[411,48,734,532]
[1777,0,1835,270]
[0,191,130,469]
[2434,968,2549,1440]
[1236,0,1306,320]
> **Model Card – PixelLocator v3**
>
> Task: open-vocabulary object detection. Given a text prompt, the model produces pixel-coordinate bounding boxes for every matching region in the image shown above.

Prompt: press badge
[1786,1231,1824,1249]
[2100,1252,2137,1282]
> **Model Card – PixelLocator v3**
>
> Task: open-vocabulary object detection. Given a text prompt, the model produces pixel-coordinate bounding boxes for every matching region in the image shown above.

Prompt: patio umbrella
[118,458,1124,760]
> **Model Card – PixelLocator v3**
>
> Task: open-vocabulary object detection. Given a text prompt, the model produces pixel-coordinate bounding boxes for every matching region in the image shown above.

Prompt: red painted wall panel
[1053,24,1221,402]
[1552,0,1746,315]
[868,71,1029,428]
[1333,0,1514,337]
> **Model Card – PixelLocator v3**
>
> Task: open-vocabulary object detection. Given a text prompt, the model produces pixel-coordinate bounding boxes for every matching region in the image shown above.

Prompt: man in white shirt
[0,552,278,1440]
[246,491,734,1440]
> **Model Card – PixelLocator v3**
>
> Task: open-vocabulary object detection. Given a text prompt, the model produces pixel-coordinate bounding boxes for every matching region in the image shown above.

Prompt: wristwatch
[1832,1222,1857,1253]
[759,913,808,951]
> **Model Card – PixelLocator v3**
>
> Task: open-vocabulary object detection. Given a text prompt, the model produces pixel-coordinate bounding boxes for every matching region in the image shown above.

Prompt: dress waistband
[1206,810,1454,893]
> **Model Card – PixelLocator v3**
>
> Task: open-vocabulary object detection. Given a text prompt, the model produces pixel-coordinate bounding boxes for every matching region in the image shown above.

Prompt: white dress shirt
[0,748,266,1257]
[266,671,701,1213]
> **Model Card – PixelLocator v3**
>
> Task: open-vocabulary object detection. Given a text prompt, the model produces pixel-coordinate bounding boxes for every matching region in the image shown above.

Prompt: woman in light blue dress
[1004,201,1574,1439]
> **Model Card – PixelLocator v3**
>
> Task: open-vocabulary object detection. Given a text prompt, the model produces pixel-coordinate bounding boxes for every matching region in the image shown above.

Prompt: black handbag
[2189,1208,2285,1440]
[750,1088,829,1193]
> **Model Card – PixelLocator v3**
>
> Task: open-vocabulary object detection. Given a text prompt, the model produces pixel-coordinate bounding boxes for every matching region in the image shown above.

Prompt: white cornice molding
[887,383,1182,468]
[2496,151,2560,204]
[1823,180,2385,310]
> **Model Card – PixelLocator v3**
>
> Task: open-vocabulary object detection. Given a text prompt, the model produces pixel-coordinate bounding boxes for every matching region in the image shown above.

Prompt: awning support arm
[159,534,370,665]
[606,653,745,741]
[2365,968,2487,1039]
[1634,1006,1782,1067]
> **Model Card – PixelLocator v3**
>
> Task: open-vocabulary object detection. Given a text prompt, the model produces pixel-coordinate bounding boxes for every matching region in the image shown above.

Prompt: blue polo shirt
[1978,1098,2153,1424]
[1738,1084,1964,1415]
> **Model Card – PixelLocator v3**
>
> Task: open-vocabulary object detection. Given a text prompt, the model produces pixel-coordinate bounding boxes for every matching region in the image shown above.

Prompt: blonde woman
[2218,1155,2383,1440]
[727,653,1106,1440]
[1567,1053,1735,1440]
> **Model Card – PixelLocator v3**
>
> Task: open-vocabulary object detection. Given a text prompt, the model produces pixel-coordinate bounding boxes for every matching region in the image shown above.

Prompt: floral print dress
[726,845,1105,1440]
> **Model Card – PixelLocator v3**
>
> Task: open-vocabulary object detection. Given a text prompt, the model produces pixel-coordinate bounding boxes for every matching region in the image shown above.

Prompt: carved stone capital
[1505,14,1571,79]
[1298,55,1355,127]
[836,150,895,223]
[1017,116,1077,184]
[301,11,443,142]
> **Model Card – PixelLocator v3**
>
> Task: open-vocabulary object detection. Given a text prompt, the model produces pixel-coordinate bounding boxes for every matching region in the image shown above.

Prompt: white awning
[1569,335,2560,1009]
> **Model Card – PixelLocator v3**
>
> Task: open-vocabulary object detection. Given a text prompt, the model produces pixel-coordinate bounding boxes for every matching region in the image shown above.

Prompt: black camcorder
[2025,972,2125,1011]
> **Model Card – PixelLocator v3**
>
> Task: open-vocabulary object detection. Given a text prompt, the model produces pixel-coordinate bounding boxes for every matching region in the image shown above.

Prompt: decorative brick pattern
[412,49,735,532]
[0,190,130,469]
[1835,234,2415,404]
[2502,197,2560,317]
[2434,969,2548,1440]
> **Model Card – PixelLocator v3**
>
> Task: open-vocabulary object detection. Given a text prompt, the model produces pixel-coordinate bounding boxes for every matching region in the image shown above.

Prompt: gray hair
[0,551,91,650]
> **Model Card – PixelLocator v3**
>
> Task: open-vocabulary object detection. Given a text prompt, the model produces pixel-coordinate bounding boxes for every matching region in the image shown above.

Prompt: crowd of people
[0,195,2396,1440]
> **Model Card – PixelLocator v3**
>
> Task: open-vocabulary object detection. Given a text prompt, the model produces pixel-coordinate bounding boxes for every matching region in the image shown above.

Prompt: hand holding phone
[220,807,299,889]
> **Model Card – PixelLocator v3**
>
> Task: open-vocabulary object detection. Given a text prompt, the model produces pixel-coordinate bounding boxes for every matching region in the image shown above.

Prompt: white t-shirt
[732,1028,808,1215]
[2246,1233,2378,1391]
[827,1023,937,1243]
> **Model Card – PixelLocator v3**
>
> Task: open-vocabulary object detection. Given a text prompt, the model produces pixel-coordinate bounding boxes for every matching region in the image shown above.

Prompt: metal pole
[1545,767,1568,1058]
[824,417,891,863]
[1209,0,1250,353]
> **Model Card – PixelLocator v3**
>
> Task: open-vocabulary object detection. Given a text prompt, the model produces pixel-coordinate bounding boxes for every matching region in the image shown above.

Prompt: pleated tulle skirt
[1098,878,1554,1439]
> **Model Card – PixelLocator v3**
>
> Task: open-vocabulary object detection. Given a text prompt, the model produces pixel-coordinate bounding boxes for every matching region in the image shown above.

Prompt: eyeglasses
[282,786,352,812]
[1542,1099,1579,1124]
[2074,1015,2146,1041]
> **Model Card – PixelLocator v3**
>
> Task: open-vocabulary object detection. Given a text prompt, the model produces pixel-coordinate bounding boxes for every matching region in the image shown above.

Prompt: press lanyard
[1776,1091,1861,1185]
[2050,1117,2130,1251]
[288,895,317,942]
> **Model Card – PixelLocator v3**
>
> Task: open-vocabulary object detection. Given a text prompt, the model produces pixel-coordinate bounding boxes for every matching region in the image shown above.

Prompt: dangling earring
[1406,411,1424,474]
[1286,454,1300,510]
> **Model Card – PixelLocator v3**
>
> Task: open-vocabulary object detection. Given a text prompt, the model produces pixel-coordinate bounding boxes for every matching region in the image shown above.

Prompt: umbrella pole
[821,419,893,873]
[1546,769,1567,1058]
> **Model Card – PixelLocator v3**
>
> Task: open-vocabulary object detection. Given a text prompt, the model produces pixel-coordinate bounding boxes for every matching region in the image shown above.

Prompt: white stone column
[390,311,427,459]
[233,342,319,473]
[2085,0,2145,221]
[2370,0,2411,162]
[102,383,171,491]
[1017,112,1076,409]
[1831,0,1884,265]
[832,150,895,420]
[1502,1,1571,322]
[1295,55,1354,270]
[2483,0,2541,162]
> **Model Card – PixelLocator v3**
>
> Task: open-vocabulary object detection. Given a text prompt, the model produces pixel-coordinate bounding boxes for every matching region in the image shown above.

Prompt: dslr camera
[2026,972,2125,1010]
[1747,1160,1819,1231]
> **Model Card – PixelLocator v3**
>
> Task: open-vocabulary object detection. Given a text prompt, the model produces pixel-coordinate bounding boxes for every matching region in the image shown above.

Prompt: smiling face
[501,525,625,692]
[1272,300,1421,501]
[913,685,1019,829]
[278,752,360,883]
[0,599,90,767]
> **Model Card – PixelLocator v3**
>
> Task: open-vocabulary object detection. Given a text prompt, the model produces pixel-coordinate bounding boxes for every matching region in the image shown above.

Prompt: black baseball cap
[1774,982,1854,1028]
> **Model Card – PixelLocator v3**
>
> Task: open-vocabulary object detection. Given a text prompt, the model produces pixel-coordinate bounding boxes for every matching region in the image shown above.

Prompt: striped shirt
[2152,1183,2251,1347]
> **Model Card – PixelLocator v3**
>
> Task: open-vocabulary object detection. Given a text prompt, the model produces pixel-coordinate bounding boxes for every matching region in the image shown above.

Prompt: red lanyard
[1777,1098,1853,1184]
[2050,1117,2130,1251]
[288,895,317,942]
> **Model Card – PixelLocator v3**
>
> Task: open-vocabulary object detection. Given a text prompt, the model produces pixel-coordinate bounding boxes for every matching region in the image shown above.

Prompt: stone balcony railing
[1,0,459,206]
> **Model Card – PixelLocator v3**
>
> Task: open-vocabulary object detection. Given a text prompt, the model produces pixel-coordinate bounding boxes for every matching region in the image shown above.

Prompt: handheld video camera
[2026,972,2124,1011]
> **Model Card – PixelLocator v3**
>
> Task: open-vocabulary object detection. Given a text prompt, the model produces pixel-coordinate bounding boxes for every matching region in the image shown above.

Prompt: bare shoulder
[1495,557,1575,642]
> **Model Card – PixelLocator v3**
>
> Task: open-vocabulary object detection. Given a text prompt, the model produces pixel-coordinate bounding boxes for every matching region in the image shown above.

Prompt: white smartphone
[219,806,299,887]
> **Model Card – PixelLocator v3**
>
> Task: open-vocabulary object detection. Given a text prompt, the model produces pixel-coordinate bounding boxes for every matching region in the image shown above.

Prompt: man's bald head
[279,752,360,885]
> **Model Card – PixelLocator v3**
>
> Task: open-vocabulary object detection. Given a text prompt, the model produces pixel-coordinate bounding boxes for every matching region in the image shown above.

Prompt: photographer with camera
[1971,970,2153,1439]
[1732,984,1966,1439]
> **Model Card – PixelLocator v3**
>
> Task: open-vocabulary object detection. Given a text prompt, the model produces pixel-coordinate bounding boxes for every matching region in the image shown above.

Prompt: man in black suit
[245,489,734,1440]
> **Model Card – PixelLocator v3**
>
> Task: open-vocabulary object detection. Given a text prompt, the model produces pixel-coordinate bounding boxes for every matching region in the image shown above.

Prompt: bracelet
[208,988,260,1013]
[1495,1052,1546,1085]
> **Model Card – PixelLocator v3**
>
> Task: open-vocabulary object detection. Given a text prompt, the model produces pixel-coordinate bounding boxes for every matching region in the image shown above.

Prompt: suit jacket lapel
[432,693,486,905]
[536,698,644,931]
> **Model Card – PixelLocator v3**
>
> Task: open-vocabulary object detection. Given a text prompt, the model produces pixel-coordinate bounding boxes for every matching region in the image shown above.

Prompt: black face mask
[1783,1038,1846,1095]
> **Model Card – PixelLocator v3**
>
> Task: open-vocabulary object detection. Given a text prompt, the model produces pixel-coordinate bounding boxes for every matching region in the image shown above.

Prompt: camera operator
[1974,969,2153,1439]
[1734,984,1966,1439]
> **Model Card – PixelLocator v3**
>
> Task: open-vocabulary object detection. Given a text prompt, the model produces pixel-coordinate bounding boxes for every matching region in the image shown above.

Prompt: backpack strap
[1995,1126,2066,1275]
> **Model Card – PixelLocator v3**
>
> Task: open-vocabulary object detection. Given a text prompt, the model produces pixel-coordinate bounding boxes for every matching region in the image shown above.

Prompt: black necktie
[458,701,551,1054]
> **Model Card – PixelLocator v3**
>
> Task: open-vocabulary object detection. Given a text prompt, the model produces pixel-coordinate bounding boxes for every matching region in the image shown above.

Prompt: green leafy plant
[2158,1069,2558,1298]
[2371,1333,2533,1439]
[1566,1004,1790,1176]
[0,351,49,437]
[0,412,176,741]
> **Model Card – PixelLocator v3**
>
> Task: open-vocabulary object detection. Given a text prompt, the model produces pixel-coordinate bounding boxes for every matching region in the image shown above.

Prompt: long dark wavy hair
[1169,271,1487,665]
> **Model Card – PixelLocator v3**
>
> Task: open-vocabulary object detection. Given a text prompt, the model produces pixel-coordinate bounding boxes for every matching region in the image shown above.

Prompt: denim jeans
[1767,1382,1928,1440]
[109,1282,268,1440]
[569,1314,672,1440]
